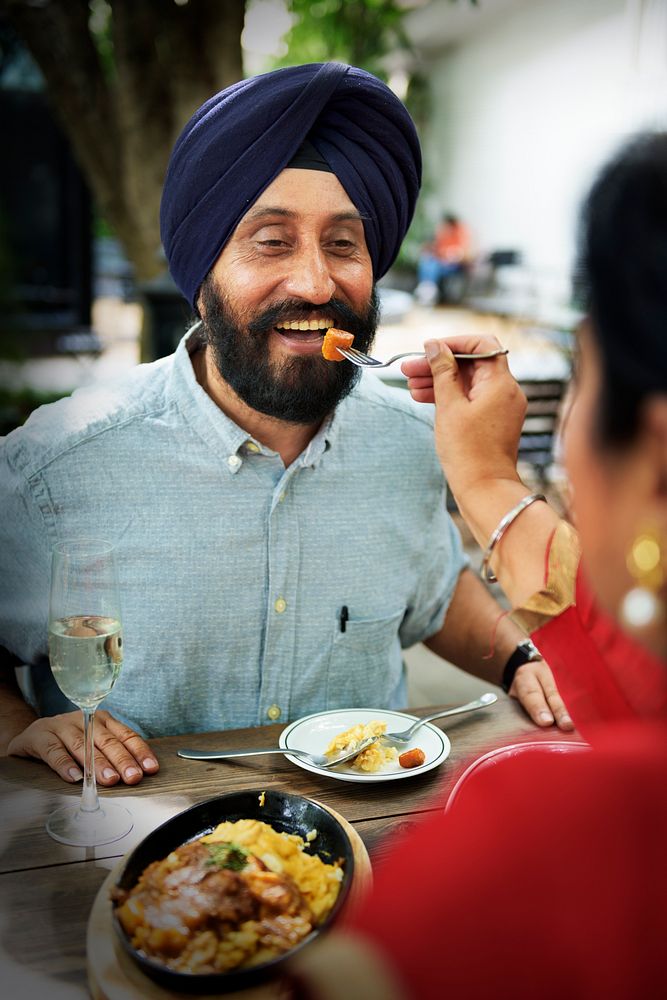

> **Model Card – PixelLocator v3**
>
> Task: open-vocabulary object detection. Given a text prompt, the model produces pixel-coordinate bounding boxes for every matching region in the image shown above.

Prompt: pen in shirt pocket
[339,605,349,633]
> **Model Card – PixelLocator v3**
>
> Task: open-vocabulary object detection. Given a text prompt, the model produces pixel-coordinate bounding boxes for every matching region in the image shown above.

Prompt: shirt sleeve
[0,441,55,669]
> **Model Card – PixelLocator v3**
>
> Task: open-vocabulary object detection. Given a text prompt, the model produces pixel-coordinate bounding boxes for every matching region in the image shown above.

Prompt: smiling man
[193,167,379,465]
[0,63,571,786]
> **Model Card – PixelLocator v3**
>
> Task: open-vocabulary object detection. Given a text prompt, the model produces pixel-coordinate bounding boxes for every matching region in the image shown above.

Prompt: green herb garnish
[205,841,249,871]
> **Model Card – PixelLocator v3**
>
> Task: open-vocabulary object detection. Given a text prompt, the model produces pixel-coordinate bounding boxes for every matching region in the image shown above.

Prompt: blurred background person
[414,212,472,306]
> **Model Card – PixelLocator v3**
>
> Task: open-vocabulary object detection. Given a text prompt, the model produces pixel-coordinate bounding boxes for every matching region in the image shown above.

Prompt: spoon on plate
[177,735,379,769]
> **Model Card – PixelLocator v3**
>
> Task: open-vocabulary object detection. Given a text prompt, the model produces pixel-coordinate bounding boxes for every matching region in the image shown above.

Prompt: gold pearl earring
[620,529,665,629]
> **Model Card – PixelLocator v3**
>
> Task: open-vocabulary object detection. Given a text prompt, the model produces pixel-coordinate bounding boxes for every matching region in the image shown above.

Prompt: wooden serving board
[87,804,372,1000]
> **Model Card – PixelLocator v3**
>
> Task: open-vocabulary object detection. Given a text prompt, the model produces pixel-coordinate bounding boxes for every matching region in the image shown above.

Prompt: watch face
[520,639,541,661]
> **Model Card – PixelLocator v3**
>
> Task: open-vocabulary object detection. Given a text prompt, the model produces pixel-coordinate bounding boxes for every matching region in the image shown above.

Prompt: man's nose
[283,247,336,304]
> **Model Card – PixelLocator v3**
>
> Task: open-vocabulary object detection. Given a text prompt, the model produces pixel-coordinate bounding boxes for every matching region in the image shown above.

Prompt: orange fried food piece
[398,748,426,769]
[322,328,354,361]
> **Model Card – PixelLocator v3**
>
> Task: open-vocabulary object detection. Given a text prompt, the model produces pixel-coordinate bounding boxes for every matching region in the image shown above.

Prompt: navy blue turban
[160,62,422,307]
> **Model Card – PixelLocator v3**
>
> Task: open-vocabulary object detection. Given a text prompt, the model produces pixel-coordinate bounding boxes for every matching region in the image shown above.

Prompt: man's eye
[329,240,356,252]
[259,239,289,247]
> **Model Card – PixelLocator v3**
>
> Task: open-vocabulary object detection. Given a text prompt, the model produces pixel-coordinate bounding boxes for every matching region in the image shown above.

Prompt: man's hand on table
[511,659,574,731]
[7,709,160,784]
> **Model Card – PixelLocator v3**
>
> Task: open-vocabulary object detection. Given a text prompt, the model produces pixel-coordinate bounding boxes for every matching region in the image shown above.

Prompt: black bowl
[111,788,355,993]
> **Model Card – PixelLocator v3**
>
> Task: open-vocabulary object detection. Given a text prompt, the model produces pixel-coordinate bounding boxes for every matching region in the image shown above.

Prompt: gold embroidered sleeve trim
[510,520,581,634]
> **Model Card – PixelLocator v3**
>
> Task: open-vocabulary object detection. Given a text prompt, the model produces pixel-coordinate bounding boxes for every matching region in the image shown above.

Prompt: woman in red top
[290,133,667,998]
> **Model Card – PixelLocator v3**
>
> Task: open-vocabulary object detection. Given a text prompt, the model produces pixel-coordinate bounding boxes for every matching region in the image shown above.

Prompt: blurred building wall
[408,0,667,295]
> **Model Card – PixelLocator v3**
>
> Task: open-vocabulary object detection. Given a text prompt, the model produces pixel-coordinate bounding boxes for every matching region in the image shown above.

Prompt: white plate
[279,708,450,783]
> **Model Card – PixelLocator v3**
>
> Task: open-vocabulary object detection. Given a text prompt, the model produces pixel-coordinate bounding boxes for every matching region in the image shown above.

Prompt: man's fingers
[42,740,85,783]
[511,682,554,727]
[41,738,84,783]
[62,726,123,787]
[509,661,574,730]
[8,718,85,783]
[528,661,575,730]
[545,691,575,731]
[35,716,123,786]
[7,710,159,785]
[100,711,160,777]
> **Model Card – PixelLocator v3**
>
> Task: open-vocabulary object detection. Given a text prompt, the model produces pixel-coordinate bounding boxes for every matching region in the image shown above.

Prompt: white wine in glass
[46,538,133,846]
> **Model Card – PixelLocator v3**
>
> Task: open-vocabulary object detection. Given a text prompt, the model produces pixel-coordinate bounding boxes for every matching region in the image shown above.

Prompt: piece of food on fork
[322,328,354,361]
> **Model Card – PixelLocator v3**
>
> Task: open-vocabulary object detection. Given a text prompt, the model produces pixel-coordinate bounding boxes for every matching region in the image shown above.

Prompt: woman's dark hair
[575,131,667,446]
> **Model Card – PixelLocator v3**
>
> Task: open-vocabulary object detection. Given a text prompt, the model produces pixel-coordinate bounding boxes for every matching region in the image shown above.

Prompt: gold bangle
[481,493,547,584]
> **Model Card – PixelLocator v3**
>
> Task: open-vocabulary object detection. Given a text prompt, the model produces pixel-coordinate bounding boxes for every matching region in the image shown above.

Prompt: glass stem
[80,708,100,813]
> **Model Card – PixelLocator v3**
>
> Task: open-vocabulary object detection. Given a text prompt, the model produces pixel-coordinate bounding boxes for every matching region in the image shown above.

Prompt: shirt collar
[169,324,340,467]
[169,324,248,457]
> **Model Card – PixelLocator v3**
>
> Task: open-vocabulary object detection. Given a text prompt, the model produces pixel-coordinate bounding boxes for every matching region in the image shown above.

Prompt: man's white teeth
[276,319,332,331]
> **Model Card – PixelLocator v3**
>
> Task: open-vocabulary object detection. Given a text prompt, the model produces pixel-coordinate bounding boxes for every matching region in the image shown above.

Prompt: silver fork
[381,693,497,746]
[337,347,509,368]
[177,735,380,769]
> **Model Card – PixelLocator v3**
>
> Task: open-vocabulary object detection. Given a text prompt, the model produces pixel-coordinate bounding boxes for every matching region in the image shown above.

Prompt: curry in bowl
[111,789,354,992]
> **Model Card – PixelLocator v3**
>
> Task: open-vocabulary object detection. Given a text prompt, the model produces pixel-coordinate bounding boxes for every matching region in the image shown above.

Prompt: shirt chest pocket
[325,606,406,709]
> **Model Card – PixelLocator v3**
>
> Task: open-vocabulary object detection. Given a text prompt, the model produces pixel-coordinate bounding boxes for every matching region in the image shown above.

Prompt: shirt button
[279,492,286,503]
[267,704,281,720]
[227,454,242,471]
[246,441,260,453]
[274,597,287,614]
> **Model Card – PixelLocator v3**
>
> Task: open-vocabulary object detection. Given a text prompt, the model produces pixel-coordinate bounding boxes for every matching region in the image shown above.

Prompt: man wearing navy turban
[161,62,421,310]
[0,64,570,786]
[159,61,422,435]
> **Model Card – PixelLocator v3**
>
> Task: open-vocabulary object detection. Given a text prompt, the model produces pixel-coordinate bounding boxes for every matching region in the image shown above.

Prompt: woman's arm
[402,336,564,607]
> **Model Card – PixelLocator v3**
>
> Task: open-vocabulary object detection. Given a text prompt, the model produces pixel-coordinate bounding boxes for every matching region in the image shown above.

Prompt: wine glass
[46,538,133,846]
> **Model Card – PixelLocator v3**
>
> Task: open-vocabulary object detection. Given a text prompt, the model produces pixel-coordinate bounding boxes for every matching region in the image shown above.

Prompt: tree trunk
[4,0,245,354]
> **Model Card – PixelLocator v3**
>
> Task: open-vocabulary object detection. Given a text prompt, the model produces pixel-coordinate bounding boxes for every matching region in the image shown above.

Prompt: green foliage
[0,386,70,436]
[93,211,115,239]
[280,0,413,80]
[272,1,463,276]
[87,0,115,83]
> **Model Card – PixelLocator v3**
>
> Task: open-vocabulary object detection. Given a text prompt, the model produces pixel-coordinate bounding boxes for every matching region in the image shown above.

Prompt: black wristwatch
[501,639,542,693]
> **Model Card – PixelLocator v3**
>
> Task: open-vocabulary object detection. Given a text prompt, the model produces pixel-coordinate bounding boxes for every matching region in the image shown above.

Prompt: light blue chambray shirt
[0,328,466,737]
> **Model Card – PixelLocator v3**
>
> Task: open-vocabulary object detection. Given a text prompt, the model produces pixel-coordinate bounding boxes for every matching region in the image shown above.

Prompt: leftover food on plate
[325,720,398,773]
[321,328,354,361]
[398,748,426,769]
[281,710,449,783]
[112,818,343,975]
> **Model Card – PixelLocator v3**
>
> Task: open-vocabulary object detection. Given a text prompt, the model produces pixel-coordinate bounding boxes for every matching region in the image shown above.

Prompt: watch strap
[501,640,542,693]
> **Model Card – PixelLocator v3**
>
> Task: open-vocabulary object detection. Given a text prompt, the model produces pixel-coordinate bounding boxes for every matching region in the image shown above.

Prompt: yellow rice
[201,818,343,924]
[324,720,398,772]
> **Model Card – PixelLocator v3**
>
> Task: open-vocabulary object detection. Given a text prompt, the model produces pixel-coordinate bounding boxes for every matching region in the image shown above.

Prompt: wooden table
[0,698,578,996]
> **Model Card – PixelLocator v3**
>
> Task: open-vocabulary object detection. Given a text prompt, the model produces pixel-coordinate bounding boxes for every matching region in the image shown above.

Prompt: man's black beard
[198,276,379,424]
